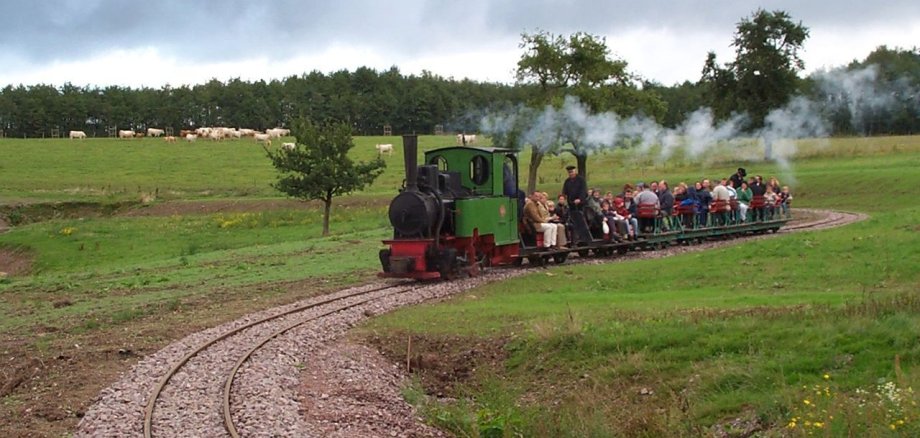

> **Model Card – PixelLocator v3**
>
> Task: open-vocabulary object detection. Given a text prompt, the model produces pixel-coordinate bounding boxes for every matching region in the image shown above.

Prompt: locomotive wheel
[616,245,628,255]
[553,252,569,264]
[511,257,524,267]
[577,249,590,258]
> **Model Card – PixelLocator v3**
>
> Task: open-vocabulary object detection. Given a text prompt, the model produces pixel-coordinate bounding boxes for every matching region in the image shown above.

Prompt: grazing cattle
[281,142,296,150]
[254,133,271,142]
[185,134,198,142]
[238,128,256,137]
[118,130,135,139]
[375,143,394,155]
[208,130,224,141]
[164,136,177,143]
[266,128,285,139]
[147,128,165,137]
[179,130,194,138]
[69,130,86,139]
[456,134,476,145]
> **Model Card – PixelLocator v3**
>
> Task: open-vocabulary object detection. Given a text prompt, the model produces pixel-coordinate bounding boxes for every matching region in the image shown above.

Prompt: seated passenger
[736,181,752,222]
[779,186,793,217]
[540,193,567,247]
[601,201,626,242]
[763,189,778,218]
[634,184,660,233]
[658,180,674,230]
[614,197,638,239]
[523,192,560,249]
[554,195,569,224]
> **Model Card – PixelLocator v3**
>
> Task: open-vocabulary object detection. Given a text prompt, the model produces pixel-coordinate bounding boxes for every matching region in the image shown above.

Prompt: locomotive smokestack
[403,134,418,191]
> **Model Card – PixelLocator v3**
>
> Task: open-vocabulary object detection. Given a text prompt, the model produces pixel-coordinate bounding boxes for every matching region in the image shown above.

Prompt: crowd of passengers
[522,166,792,249]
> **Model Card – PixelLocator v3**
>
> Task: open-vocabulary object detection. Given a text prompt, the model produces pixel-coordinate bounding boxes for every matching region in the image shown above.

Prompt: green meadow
[358,137,920,436]
[0,134,919,436]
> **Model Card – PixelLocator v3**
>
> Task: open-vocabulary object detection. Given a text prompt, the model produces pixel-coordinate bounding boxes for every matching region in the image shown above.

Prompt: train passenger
[554,195,569,224]
[710,179,732,225]
[634,184,660,233]
[750,176,767,221]
[657,180,674,230]
[725,179,739,222]
[682,184,700,229]
[763,188,778,219]
[697,180,713,226]
[600,201,626,242]
[562,166,592,244]
[524,192,560,249]
[779,186,793,217]
[768,176,782,194]
[540,193,567,247]
[729,168,747,190]
[613,197,638,239]
[736,181,752,222]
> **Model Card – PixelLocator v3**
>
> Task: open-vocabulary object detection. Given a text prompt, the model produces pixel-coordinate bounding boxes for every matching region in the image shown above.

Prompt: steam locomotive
[379,135,788,280]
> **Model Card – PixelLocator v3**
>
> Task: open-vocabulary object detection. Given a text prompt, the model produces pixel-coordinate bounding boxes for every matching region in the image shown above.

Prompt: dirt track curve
[74,209,864,438]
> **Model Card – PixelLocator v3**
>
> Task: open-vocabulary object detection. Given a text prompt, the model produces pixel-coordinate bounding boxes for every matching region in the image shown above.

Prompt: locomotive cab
[380,137,522,280]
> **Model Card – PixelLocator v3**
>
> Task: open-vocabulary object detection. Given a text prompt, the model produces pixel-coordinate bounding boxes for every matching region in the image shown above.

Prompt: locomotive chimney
[403,134,418,192]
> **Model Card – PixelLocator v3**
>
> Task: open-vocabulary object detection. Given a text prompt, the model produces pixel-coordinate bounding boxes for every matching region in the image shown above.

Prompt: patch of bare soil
[0,275,362,438]
[0,246,33,277]
[362,332,509,398]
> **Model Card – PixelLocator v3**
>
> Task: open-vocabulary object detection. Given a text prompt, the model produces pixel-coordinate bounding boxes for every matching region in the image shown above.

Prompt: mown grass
[0,135,456,202]
[0,205,390,335]
[359,141,920,436]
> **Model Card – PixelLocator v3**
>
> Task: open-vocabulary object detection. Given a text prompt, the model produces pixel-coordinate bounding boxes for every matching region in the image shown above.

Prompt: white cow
[118,130,135,139]
[281,142,296,150]
[69,130,86,139]
[266,128,289,139]
[185,134,198,142]
[254,133,271,142]
[146,128,165,137]
[456,134,476,145]
[375,143,394,155]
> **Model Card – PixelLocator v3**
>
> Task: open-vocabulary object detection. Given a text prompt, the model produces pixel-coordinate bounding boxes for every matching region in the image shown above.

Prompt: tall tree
[265,119,385,236]
[516,30,647,190]
[702,9,809,158]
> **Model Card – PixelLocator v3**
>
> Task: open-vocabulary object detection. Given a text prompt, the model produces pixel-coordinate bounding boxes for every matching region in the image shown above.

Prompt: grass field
[1,134,919,436]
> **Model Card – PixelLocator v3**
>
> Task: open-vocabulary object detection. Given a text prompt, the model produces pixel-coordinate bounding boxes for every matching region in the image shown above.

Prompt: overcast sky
[1,0,918,89]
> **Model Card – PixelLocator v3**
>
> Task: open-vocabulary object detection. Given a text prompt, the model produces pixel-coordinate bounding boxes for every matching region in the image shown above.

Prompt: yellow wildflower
[823,373,830,380]
[814,422,824,428]
[803,399,811,405]
[890,424,897,430]
[787,420,797,429]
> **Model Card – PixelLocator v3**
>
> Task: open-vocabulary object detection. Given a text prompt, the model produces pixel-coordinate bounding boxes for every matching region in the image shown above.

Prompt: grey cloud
[0,0,917,68]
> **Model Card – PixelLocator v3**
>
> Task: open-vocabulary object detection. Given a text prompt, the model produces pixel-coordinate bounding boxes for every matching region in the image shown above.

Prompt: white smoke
[479,63,911,181]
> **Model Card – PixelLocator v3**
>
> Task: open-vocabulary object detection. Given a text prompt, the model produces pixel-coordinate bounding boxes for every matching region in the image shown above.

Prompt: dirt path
[69,209,863,438]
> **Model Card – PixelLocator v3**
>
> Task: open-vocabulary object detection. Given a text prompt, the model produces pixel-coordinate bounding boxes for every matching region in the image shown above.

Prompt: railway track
[76,209,864,437]
[780,209,865,232]
[142,282,417,438]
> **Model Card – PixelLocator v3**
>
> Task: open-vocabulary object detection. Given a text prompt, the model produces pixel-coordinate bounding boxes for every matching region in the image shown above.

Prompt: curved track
[141,283,415,437]
[76,209,863,438]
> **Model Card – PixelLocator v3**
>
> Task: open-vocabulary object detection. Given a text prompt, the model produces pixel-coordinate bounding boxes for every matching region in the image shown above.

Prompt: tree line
[0,10,916,141]
[0,68,528,138]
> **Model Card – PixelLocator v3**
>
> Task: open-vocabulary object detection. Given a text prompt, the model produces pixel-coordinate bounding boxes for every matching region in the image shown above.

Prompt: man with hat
[562,165,592,245]
[730,168,747,191]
